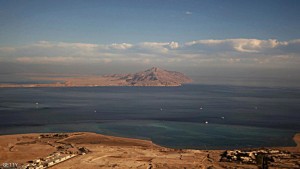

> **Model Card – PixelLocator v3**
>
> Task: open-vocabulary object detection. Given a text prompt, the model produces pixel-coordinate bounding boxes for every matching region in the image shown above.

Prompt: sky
[1,0,300,87]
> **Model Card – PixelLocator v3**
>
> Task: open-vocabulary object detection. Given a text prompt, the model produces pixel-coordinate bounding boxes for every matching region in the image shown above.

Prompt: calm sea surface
[0,84,299,149]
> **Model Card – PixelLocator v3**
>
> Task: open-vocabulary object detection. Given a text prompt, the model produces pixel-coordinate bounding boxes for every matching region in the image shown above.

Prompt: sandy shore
[0,132,299,169]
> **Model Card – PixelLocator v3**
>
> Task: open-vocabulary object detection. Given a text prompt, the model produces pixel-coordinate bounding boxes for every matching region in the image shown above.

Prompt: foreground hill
[0,67,192,87]
[0,132,299,169]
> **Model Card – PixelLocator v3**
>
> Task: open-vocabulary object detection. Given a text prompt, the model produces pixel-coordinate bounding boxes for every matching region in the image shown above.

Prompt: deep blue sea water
[0,84,299,149]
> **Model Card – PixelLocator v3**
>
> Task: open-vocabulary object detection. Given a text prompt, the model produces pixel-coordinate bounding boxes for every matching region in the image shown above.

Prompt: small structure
[220,148,299,168]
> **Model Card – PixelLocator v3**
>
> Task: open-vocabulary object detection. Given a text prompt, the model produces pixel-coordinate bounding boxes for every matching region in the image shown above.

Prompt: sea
[0,84,299,149]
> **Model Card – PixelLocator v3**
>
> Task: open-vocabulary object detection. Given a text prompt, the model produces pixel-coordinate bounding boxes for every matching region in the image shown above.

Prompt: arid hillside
[0,67,192,87]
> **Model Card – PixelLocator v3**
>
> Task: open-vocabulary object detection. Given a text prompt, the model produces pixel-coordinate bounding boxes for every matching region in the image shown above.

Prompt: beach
[0,132,299,169]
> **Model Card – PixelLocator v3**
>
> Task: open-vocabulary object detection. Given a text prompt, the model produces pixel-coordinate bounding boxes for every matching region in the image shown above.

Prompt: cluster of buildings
[220,148,299,168]
[20,152,77,169]
[18,133,91,169]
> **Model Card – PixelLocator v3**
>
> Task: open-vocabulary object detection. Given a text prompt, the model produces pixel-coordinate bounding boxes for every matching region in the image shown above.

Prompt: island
[0,67,192,88]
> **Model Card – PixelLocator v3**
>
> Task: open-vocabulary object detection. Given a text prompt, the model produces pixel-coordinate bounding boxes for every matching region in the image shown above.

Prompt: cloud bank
[0,39,299,66]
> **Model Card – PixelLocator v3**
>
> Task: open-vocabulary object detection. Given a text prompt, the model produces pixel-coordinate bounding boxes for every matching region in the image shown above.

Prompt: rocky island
[0,67,192,88]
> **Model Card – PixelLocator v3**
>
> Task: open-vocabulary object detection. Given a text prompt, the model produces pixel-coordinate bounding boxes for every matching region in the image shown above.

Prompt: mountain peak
[147,67,163,72]
[119,67,192,86]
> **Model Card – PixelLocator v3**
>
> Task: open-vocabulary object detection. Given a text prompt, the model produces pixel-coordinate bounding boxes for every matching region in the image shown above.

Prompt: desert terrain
[0,132,299,169]
[0,67,192,88]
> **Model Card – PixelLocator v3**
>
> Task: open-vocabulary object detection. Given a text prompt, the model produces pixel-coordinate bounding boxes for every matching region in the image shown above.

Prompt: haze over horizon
[1,0,300,87]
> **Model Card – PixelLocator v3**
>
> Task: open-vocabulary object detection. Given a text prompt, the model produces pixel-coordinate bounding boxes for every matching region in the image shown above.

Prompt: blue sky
[1,0,300,86]
[1,0,300,45]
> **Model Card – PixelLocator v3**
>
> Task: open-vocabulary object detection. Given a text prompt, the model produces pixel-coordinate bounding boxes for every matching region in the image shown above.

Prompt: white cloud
[185,39,288,53]
[0,39,299,66]
[139,41,180,53]
[138,43,167,53]
[109,43,133,50]
[185,11,192,15]
[288,39,300,44]
[227,58,241,64]
[169,41,179,49]
[33,41,100,50]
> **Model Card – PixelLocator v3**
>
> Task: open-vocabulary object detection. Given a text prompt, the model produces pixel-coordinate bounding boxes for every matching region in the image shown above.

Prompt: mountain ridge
[104,67,192,86]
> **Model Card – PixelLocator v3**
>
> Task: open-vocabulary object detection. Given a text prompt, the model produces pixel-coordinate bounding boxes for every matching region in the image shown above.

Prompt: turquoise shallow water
[0,84,299,149]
